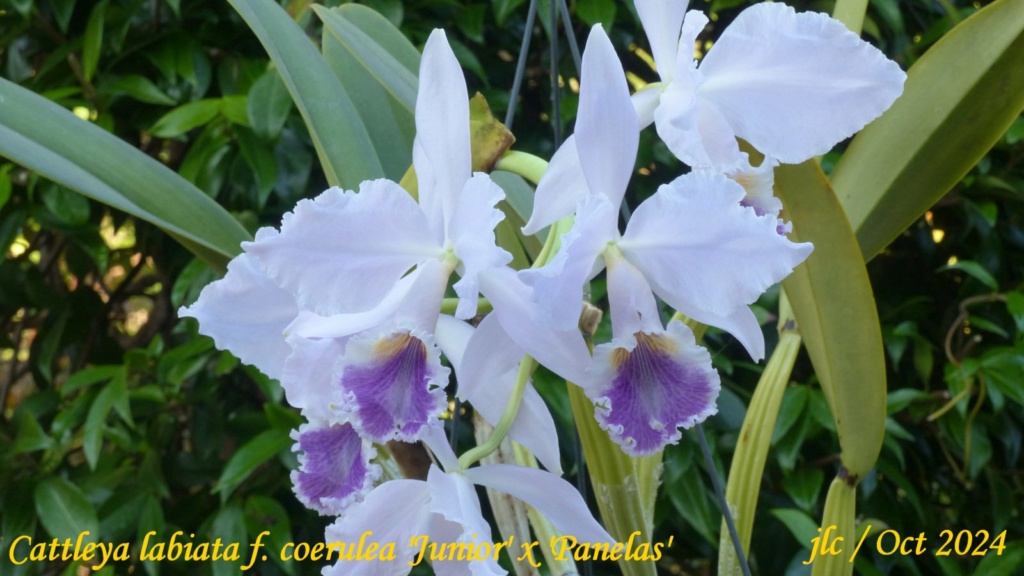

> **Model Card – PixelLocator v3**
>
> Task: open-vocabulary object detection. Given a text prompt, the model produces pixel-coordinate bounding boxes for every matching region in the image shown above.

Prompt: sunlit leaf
[0,78,250,267]
[833,0,1024,259]
[776,160,886,479]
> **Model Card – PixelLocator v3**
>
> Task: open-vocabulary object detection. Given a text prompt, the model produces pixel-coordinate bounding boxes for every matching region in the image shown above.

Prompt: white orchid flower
[524,1,906,232]
[322,428,612,576]
[182,29,512,450]
[519,24,812,455]
[633,0,906,172]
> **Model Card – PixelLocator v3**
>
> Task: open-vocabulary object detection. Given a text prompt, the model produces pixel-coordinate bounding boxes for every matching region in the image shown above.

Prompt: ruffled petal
[339,329,449,443]
[634,0,688,81]
[247,182,441,316]
[466,464,613,544]
[575,25,638,208]
[178,251,296,381]
[698,3,906,164]
[416,29,472,232]
[588,321,720,456]
[449,174,512,319]
[523,136,588,235]
[291,421,379,515]
[619,171,812,317]
[520,195,618,329]
[478,267,592,386]
[454,314,562,474]
[322,479,432,576]
[727,159,782,219]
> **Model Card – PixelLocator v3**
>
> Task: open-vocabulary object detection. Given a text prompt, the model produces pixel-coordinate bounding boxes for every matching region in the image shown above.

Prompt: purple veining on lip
[342,332,444,442]
[596,332,718,455]
[293,422,373,514]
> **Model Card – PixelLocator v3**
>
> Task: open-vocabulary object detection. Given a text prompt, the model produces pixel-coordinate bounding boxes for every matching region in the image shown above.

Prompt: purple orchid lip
[293,422,378,515]
[594,329,719,456]
[342,331,447,443]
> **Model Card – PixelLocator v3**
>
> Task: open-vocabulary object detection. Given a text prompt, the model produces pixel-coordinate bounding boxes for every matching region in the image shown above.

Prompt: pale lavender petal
[433,314,474,375]
[652,10,749,171]
[247,182,442,316]
[523,136,587,235]
[634,0,689,81]
[280,335,346,422]
[426,467,504,576]
[178,251,296,381]
[672,300,766,362]
[420,424,461,473]
[286,258,450,341]
[575,25,638,208]
[427,467,493,542]
[520,194,618,329]
[632,87,662,130]
[728,159,782,219]
[466,464,613,544]
[427,514,504,576]
[339,330,449,442]
[323,479,432,576]
[478,267,592,386]
[449,173,512,319]
[291,421,379,515]
[588,321,720,456]
[698,3,906,164]
[455,314,563,474]
[604,250,662,339]
[416,29,472,232]
[620,171,812,318]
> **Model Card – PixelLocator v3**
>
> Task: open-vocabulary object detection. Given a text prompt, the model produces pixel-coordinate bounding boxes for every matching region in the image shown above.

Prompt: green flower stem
[457,356,538,470]
[496,150,549,185]
[718,295,802,576]
[439,297,492,316]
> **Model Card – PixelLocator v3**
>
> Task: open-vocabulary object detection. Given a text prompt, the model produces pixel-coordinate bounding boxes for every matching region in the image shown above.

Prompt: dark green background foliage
[0,1,1021,575]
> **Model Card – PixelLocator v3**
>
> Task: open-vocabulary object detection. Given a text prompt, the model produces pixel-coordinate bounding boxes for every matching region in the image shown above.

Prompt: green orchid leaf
[832,0,1024,260]
[228,0,384,189]
[0,77,250,268]
[316,3,418,180]
[314,3,419,114]
[776,160,887,480]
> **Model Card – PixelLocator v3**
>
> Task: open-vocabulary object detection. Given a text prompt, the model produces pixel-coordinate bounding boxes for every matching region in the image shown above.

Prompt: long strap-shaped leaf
[316,4,419,181]
[833,0,1024,260]
[0,77,250,268]
[776,161,885,576]
[776,161,886,482]
[228,0,384,190]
